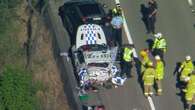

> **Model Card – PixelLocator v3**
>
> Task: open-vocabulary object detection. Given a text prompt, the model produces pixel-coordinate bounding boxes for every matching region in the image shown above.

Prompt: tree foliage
[0,66,38,110]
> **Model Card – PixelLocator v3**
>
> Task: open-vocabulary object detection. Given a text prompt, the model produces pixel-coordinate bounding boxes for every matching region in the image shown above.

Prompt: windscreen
[78,4,101,16]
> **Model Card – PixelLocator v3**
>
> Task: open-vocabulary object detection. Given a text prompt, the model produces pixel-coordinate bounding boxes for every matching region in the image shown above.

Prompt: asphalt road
[86,0,195,110]
[121,0,195,110]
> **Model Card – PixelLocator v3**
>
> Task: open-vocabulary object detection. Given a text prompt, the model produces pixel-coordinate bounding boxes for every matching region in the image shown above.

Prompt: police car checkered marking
[82,24,98,45]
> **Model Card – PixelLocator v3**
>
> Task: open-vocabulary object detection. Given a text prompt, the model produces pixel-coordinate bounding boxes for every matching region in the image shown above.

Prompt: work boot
[157,89,162,96]
[149,92,153,97]
[144,93,149,98]
[157,91,162,96]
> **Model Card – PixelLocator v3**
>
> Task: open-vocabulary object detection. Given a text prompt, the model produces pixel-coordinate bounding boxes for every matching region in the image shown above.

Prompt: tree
[0,66,38,110]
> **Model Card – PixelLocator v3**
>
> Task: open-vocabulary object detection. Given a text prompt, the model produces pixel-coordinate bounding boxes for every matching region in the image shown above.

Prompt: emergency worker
[184,71,195,110]
[152,32,167,61]
[121,44,134,78]
[154,55,164,95]
[147,0,158,34]
[112,4,122,16]
[142,61,155,97]
[179,56,194,82]
[140,49,151,74]
[111,5,123,46]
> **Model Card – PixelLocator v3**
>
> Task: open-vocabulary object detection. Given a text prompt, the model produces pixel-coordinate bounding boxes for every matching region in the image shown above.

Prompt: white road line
[113,0,156,110]
[148,96,155,110]
[121,12,138,57]
[187,0,193,6]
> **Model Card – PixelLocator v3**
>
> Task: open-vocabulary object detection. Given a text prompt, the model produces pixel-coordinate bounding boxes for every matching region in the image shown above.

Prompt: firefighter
[121,44,134,78]
[179,55,194,83]
[152,32,167,62]
[140,49,151,74]
[154,55,164,95]
[184,71,195,110]
[142,61,155,97]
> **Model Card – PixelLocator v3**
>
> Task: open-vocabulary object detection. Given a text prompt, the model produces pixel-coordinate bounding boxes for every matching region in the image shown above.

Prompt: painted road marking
[113,0,156,110]
[148,96,155,110]
[121,12,138,57]
[187,0,193,6]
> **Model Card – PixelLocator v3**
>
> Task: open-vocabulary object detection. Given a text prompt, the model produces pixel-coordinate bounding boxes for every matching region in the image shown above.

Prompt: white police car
[71,24,120,91]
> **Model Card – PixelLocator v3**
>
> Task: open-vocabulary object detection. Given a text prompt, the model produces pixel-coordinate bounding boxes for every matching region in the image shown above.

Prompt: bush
[0,65,38,110]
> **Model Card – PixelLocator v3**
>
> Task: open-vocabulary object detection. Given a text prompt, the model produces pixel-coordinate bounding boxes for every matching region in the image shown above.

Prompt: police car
[71,24,120,91]
[59,0,108,38]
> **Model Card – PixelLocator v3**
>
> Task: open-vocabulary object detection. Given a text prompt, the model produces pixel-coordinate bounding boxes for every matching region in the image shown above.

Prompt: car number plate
[93,17,101,20]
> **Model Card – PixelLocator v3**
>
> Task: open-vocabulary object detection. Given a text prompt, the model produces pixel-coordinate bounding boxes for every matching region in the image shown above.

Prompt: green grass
[0,65,39,110]
[0,1,41,110]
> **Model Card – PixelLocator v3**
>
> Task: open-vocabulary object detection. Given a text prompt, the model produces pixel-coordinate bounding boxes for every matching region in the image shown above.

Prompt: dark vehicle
[59,0,108,39]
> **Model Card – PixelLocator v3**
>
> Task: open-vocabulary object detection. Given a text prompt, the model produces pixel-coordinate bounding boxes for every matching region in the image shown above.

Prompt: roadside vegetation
[0,0,70,110]
[0,0,39,110]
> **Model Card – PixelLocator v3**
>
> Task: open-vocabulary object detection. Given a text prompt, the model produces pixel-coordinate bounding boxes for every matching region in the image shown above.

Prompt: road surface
[85,0,195,110]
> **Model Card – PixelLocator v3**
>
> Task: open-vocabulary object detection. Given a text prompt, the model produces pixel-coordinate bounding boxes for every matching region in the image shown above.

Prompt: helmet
[154,32,162,38]
[140,50,147,57]
[147,61,153,66]
[155,55,161,60]
[185,55,191,61]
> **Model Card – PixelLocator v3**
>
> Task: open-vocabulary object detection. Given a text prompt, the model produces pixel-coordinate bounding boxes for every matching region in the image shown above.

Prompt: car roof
[76,24,107,49]
[63,0,98,8]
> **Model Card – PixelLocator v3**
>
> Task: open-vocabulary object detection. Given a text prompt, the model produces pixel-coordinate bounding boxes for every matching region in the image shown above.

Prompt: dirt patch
[15,1,70,110]
[32,23,70,110]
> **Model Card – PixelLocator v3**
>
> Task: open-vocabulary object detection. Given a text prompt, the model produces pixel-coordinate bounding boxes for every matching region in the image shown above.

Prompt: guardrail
[44,0,82,110]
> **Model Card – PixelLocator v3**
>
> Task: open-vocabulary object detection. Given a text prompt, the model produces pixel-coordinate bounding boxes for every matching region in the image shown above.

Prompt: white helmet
[155,55,161,60]
[185,55,191,61]
[154,32,162,38]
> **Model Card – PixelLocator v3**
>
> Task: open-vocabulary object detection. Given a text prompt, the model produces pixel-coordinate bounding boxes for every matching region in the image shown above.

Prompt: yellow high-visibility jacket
[141,56,151,73]
[155,60,164,80]
[185,75,195,101]
[180,61,194,79]
[123,47,133,62]
[143,67,155,85]
[152,38,167,52]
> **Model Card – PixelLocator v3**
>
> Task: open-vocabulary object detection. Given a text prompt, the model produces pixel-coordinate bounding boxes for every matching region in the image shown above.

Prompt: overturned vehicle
[71,24,124,92]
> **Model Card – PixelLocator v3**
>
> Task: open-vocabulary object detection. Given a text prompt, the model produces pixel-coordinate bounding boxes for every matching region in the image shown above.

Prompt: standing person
[112,4,122,16]
[152,32,167,62]
[111,4,123,46]
[140,49,151,74]
[184,71,195,110]
[142,61,155,97]
[147,0,158,34]
[154,55,164,95]
[179,56,194,83]
[121,44,134,78]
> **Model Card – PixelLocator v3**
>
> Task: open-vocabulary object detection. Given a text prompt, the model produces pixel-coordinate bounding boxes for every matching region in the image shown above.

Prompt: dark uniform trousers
[121,60,132,78]
[148,16,156,34]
